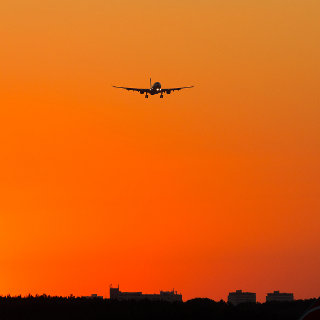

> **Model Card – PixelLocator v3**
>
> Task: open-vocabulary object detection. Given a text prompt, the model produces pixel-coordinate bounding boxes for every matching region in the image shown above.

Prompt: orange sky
[0,0,319,301]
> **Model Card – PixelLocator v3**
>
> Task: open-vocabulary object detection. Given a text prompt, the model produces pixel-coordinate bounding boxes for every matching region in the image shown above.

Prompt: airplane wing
[112,86,148,93]
[161,86,194,94]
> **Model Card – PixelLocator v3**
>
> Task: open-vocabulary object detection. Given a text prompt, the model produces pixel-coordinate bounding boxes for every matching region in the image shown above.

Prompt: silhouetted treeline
[0,295,317,320]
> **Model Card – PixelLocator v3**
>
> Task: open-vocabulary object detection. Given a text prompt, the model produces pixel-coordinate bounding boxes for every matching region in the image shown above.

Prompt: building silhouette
[83,294,104,299]
[109,285,182,302]
[228,290,256,305]
[266,291,294,302]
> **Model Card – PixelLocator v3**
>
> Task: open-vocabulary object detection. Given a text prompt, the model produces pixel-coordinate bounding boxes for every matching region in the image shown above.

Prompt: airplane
[112,78,194,98]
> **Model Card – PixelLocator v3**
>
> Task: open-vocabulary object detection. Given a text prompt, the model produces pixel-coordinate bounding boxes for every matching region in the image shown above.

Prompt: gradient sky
[0,0,319,301]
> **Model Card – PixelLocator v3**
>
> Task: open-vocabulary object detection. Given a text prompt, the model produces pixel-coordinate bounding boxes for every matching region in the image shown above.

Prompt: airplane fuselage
[150,82,162,95]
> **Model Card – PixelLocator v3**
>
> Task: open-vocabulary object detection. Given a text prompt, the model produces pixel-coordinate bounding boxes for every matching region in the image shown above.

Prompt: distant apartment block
[109,286,182,302]
[228,290,256,305]
[266,291,294,302]
[83,294,104,299]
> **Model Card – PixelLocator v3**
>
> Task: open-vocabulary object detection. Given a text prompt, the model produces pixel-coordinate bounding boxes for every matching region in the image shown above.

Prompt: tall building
[266,291,294,302]
[109,285,182,302]
[228,290,256,305]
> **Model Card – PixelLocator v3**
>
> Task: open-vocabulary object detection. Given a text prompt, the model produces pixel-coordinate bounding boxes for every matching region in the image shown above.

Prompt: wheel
[145,95,148,99]
[160,95,164,99]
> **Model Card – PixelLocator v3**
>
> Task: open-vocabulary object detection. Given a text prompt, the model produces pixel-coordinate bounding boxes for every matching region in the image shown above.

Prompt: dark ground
[0,296,317,320]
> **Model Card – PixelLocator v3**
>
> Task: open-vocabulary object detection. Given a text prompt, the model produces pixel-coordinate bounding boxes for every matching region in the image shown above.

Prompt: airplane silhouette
[113,78,194,98]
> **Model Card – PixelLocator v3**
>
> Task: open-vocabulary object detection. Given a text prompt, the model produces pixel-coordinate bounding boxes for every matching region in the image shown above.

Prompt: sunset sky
[0,0,319,301]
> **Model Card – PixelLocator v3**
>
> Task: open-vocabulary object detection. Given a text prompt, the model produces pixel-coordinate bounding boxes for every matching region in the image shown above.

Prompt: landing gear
[160,94,164,98]
[145,94,148,99]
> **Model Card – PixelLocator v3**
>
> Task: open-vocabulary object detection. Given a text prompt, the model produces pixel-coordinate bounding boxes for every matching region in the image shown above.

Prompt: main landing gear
[145,94,148,99]
[160,94,164,98]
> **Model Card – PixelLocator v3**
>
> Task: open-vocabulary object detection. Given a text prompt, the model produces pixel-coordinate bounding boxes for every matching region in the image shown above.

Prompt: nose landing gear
[160,94,164,98]
[145,94,148,99]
